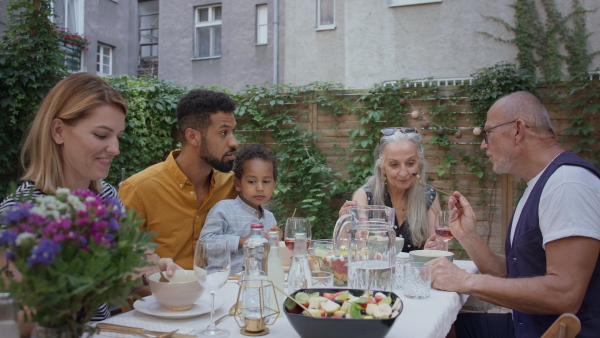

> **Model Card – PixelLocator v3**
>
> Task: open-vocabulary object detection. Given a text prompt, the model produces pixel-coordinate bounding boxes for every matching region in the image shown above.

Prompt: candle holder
[234,276,280,336]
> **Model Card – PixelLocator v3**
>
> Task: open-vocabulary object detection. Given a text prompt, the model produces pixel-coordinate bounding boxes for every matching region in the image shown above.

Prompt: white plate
[133,294,224,319]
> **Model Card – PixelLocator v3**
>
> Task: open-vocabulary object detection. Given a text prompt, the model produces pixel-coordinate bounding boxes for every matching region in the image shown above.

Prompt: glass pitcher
[332,205,396,291]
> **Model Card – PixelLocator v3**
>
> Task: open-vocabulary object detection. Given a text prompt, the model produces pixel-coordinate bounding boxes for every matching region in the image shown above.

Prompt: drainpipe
[273,0,279,85]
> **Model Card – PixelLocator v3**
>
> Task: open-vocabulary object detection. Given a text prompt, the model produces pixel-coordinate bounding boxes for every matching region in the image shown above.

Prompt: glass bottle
[244,224,269,272]
[287,232,312,294]
[267,231,285,317]
[0,293,19,338]
[241,245,270,319]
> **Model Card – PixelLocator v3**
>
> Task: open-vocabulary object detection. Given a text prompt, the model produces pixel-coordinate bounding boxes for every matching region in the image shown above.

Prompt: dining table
[91,259,479,338]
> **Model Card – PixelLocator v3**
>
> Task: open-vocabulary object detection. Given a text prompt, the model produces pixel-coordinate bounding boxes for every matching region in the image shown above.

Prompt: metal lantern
[234,276,280,336]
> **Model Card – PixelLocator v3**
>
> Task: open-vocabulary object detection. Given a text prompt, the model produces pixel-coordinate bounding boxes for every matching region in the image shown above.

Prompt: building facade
[1,0,599,90]
[158,0,284,92]
[283,0,600,89]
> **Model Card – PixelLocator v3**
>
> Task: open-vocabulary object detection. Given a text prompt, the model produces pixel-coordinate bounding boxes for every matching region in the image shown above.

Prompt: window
[52,0,84,34]
[316,0,335,30]
[195,4,222,58]
[97,43,113,75]
[52,0,84,72]
[139,0,159,58]
[256,4,268,45]
[387,0,442,7]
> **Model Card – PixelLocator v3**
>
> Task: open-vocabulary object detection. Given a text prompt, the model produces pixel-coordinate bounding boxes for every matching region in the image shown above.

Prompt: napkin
[90,317,196,337]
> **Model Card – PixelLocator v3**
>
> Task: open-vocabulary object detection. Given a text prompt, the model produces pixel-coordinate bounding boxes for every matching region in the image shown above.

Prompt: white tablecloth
[93,260,478,338]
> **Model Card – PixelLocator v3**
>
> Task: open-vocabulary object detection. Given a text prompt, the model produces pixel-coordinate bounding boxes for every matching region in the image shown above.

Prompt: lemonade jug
[332,205,396,291]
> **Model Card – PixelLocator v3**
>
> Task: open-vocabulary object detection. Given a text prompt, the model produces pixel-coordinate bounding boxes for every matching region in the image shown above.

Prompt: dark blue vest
[505,151,600,337]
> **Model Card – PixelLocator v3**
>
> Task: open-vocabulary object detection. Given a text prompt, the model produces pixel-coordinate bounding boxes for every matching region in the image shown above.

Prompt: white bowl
[148,270,204,311]
[409,250,454,263]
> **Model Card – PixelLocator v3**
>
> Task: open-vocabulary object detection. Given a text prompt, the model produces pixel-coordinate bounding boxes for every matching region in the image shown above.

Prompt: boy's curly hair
[233,144,278,180]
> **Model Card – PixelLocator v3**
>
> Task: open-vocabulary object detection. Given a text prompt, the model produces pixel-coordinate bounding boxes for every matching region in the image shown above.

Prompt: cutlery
[272,284,315,317]
[155,263,170,283]
[228,274,242,281]
[214,301,241,325]
[412,173,453,196]
[96,323,178,337]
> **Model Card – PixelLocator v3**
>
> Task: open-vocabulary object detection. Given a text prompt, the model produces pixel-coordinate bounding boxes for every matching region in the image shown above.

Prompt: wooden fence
[237,86,600,255]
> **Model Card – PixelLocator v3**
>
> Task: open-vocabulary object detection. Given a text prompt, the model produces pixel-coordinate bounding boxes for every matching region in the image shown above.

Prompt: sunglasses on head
[379,127,418,143]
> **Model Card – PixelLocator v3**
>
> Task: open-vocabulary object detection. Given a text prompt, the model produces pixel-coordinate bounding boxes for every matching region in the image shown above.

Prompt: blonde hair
[363,131,430,247]
[20,73,127,194]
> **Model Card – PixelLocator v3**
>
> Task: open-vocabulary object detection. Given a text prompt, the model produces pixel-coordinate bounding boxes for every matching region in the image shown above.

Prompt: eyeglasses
[379,127,418,143]
[482,120,517,144]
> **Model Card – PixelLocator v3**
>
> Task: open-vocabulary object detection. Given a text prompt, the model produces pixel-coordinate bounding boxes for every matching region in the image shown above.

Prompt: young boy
[200,143,280,273]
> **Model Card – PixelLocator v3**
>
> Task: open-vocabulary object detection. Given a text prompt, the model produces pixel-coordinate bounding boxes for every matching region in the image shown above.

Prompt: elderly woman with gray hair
[339,127,442,252]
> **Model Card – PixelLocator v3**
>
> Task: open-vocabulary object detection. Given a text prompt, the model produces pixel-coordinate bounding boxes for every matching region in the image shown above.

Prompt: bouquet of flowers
[0,188,154,335]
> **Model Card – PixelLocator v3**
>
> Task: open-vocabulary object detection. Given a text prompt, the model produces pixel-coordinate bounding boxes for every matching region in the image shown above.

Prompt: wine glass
[284,217,312,254]
[435,210,453,251]
[193,239,231,337]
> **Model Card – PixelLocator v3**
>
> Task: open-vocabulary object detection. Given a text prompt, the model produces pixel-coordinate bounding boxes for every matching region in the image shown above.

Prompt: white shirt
[510,165,600,248]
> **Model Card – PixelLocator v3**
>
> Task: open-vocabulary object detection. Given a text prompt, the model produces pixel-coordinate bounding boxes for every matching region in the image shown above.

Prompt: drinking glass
[435,211,453,251]
[193,239,231,337]
[311,271,334,288]
[284,217,311,253]
[403,262,432,299]
[394,256,413,290]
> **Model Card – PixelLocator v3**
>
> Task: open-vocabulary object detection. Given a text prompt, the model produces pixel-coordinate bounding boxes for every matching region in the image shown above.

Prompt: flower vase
[30,323,88,338]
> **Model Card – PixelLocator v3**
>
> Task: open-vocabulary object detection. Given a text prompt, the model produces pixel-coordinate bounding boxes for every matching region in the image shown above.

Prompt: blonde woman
[0,73,178,333]
[340,127,441,252]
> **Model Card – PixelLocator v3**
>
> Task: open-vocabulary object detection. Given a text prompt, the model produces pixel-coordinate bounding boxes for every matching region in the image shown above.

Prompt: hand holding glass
[194,239,231,337]
[435,211,453,251]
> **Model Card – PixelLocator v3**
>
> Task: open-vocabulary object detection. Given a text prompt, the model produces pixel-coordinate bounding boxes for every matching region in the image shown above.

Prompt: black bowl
[283,288,402,338]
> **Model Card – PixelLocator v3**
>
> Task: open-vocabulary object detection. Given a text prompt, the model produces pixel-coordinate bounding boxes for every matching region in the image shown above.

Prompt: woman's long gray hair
[362,131,430,247]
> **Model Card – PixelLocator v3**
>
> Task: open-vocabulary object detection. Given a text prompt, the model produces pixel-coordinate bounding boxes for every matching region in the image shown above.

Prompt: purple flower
[75,217,90,226]
[1,203,32,223]
[52,233,67,242]
[4,249,14,260]
[108,219,120,232]
[27,238,61,267]
[18,223,35,233]
[0,229,19,245]
[27,214,47,227]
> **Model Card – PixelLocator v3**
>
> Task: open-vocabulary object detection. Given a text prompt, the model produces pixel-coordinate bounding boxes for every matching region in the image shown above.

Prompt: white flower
[56,188,71,196]
[31,195,69,219]
[16,233,37,246]
[67,195,86,212]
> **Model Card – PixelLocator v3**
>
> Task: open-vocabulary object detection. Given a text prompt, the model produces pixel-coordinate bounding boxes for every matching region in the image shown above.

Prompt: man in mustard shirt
[119,89,239,270]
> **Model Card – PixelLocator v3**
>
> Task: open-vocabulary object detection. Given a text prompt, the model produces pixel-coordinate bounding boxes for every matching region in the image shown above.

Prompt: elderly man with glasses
[426,91,600,337]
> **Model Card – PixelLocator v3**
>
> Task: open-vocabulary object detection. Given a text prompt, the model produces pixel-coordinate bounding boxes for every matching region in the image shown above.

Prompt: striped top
[0,180,121,322]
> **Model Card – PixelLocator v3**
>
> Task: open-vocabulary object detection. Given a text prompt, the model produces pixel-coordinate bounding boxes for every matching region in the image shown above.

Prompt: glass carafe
[332,205,396,291]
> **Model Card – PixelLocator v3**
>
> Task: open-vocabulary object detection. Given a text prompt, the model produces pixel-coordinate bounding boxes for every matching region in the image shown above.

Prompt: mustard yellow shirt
[119,150,238,269]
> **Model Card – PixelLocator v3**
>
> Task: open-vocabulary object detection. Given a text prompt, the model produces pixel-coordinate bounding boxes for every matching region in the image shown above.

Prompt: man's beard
[200,139,235,173]
[492,150,516,174]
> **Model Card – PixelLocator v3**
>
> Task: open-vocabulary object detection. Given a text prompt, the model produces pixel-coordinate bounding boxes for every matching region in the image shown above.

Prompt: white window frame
[51,0,85,35]
[97,43,113,75]
[388,0,442,7]
[51,0,85,72]
[256,4,268,45]
[194,4,222,59]
[316,0,335,30]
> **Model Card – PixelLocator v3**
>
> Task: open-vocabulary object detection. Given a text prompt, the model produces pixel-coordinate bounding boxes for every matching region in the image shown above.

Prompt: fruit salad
[285,290,402,319]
